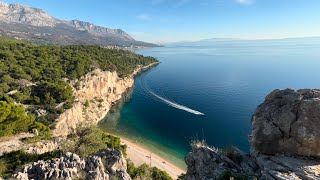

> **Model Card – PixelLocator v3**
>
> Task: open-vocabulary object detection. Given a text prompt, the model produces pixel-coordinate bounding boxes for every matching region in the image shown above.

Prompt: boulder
[184,146,320,180]
[185,146,259,179]
[95,148,129,180]
[251,89,320,156]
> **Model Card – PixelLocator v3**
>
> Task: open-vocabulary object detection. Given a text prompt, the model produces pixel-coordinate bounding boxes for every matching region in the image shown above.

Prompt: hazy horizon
[2,0,320,43]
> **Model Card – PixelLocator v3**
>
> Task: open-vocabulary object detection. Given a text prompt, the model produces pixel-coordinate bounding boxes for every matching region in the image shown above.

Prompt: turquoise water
[99,39,320,168]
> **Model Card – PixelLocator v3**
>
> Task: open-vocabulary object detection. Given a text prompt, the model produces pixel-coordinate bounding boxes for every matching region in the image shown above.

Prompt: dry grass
[0,136,12,143]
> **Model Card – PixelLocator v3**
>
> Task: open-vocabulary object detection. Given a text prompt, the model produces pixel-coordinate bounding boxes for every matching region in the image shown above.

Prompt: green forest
[0,37,158,137]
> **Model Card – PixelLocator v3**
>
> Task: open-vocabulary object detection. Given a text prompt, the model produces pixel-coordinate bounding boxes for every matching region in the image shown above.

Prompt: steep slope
[0,2,58,26]
[68,20,134,40]
[0,2,158,47]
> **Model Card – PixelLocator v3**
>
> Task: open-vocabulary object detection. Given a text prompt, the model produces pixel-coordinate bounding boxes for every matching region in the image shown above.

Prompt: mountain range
[0,1,158,47]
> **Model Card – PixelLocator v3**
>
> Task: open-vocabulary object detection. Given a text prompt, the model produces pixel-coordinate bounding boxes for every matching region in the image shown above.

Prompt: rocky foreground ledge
[184,89,320,180]
[12,148,130,180]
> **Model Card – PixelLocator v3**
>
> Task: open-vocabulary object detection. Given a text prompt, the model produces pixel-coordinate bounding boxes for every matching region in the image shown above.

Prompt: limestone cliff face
[52,63,158,137]
[0,2,58,27]
[52,70,133,137]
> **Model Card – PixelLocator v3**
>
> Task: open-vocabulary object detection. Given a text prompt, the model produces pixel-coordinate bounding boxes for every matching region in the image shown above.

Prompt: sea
[99,38,320,168]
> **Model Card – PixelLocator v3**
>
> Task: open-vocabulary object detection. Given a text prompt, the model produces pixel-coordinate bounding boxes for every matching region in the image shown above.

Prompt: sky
[2,0,320,43]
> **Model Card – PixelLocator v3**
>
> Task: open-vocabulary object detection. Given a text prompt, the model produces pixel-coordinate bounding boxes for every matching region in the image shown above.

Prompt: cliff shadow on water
[99,87,134,130]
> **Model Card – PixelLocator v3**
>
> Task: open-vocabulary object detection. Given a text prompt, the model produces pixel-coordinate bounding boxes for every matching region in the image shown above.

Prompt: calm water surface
[99,40,320,168]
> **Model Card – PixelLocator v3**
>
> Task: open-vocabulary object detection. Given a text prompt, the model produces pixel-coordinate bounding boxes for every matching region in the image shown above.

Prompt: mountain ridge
[0,1,158,47]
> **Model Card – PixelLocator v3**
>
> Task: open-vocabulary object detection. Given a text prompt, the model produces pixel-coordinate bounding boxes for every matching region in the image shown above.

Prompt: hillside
[0,37,158,139]
[0,2,158,47]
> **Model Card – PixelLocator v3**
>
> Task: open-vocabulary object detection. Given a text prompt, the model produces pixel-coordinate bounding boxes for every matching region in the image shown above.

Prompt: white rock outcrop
[12,149,131,180]
[53,62,158,137]
[52,69,133,137]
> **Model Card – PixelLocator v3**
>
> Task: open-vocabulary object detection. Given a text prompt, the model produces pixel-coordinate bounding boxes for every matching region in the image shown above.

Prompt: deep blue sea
[99,39,320,168]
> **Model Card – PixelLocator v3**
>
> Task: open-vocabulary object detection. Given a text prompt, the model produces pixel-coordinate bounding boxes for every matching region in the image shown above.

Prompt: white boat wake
[149,90,205,115]
[140,77,205,116]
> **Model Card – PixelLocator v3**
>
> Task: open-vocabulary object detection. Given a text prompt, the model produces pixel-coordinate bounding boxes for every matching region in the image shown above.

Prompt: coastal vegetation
[0,37,175,179]
[0,101,35,137]
[127,161,172,180]
[61,126,127,158]
[0,150,63,178]
[0,37,158,137]
[0,126,175,179]
[0,126,126,178]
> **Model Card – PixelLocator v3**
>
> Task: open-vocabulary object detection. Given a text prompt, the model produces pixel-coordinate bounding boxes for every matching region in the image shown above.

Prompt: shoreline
[52,61,159,137]
[102,61,187,179]
[119,136,186,179]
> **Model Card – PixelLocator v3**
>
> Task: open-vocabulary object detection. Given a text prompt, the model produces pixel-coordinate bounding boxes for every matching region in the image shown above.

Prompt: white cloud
[236,0,254,5]
[136,14,152,21]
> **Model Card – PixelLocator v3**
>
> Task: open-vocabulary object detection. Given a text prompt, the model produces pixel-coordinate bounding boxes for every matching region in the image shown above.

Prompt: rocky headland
[184,89,320,180]
[0,62,163,180]
[0,62,158,152]
[53,62,158,137]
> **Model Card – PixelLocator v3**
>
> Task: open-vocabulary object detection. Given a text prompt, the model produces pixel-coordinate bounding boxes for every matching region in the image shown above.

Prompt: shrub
[84,100,90,108]
[0,159,7,177]
[61,126,127,158]
[21,122,52,143]
[127,160,172,180]
[63,101,74,109]
[151,167,172,180]
[0,150,63,178]
[0,101,35,137]
[177,173,187,180]
[190,139,208,150]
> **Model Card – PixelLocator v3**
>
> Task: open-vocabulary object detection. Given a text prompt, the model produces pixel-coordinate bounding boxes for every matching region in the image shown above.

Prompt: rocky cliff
[184,89,320,180]
[251,89,320,157]
[52,69,133,137]
[12,148,131,180]
[53,63,158,137]
[68,20,134,41]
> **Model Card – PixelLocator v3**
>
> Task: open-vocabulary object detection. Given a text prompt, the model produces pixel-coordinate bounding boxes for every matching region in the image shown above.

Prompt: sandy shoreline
[119,137,186,179]
[112,62,186,179]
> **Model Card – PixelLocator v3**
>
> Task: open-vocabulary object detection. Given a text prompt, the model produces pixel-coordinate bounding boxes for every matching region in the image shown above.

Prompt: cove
[99,39,320,168]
